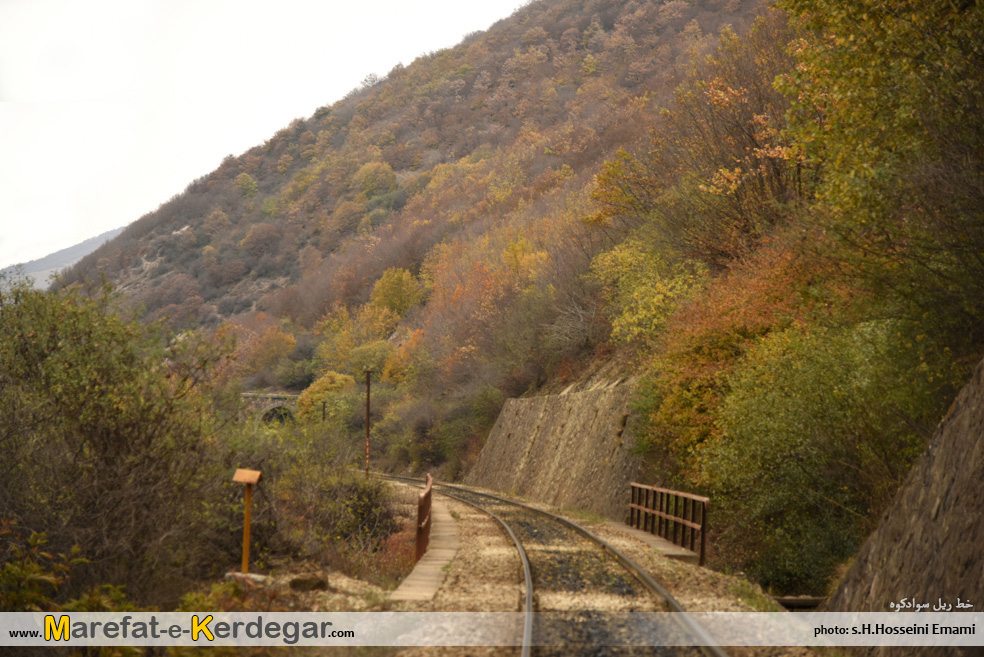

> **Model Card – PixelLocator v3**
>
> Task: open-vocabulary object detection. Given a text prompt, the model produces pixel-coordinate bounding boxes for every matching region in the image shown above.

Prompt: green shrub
[272,459,396,570]
[0,278,233,602]
[705,321,956,593]
[296,370,355,421]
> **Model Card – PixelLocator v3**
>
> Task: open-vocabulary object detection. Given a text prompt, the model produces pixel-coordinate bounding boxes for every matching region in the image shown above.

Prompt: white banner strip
[2,612,981,647]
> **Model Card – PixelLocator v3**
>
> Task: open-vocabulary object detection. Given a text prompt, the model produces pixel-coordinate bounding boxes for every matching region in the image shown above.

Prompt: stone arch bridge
[241,392,299,422]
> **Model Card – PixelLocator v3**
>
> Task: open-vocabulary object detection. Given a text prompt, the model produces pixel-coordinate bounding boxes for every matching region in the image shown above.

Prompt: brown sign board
[233,468,262,485]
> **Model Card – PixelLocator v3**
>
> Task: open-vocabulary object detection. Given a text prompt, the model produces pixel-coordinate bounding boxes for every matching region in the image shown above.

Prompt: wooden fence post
[415,473,434,562]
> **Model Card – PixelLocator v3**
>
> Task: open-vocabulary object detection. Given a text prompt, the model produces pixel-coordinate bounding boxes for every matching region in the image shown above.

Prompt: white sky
[0,0,526,270]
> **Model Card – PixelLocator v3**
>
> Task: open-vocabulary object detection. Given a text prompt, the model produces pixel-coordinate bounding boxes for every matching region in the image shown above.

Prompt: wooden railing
[629,482,709,566]
[414,473,434,562]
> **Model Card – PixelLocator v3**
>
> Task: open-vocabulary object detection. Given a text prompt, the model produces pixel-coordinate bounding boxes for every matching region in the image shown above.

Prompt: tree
[369,268,423,317]
[590,239,706,346]
[314,303,400,376]
[239,222,282,257]
[296,370,355,421]
[235,172,258,198]
[354,161,397,199]
[203,209,231,237]
[277,153,294,175]
[590,11,804,269]
[233,325,297,380]
[0,278,230,600]
[778,0,984,344]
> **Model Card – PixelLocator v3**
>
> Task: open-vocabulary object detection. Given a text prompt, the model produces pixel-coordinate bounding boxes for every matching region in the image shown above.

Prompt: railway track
[379,474,729,657]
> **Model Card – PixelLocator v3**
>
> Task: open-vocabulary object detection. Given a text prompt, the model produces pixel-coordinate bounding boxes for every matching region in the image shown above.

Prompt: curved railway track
[379,474,729,657]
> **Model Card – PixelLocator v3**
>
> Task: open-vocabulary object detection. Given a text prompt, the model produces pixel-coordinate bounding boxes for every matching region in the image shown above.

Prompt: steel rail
[431,481,730,657]
[376,473,729,657]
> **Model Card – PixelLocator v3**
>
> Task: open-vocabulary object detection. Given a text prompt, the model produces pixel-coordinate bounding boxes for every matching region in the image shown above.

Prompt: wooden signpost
[232,468,262,573]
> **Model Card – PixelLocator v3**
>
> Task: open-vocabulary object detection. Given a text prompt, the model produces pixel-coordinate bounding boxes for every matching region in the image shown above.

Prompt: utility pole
[364,369,374,476]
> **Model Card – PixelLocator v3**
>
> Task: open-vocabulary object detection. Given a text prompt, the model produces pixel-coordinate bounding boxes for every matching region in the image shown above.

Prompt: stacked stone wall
[465,382,640,519]
[826,358,984,657]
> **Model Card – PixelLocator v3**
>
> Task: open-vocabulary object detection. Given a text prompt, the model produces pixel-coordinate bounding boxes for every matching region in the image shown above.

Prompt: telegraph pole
[364,369,374,476]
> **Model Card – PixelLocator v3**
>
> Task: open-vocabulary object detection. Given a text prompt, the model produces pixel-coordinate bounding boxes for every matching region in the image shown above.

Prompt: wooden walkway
[604,521,701,565]
[390,497,460,601]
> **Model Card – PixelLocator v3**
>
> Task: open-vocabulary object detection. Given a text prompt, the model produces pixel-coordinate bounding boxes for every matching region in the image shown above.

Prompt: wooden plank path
[389,497,460,601]
[604,521,701,565]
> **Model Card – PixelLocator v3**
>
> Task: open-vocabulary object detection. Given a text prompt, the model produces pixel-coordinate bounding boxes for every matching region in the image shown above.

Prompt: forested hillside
[38,0,984,598]
[588,0,984,594]
[57,0,764,474]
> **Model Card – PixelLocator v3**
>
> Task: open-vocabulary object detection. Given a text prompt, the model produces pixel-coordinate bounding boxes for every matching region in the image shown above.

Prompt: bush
[704,321,956,593]
[272,460,396,569]
[219,422,398,574]
[296,370,356,421]
[0,278,232,602]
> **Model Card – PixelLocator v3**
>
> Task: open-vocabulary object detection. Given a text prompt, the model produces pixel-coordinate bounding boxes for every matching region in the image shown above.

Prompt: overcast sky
[0,0,526,270]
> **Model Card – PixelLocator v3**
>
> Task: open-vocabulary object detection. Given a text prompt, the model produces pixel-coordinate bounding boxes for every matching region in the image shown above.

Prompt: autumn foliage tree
[239,222,283,257]
[355,161,397,199]
[313,302,400,376]
[778,0,984,346]
[590,11,807,269]
[370,267,424,317]
[297,370,356,422]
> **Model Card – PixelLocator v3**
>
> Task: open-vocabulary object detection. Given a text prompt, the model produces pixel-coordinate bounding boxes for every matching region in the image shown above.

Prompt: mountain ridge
[2,226,124,289]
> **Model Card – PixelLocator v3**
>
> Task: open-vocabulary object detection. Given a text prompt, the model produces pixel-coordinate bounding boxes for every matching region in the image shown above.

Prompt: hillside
[59,0,760,329]
[46,0,984,601]
[54,0,765,469]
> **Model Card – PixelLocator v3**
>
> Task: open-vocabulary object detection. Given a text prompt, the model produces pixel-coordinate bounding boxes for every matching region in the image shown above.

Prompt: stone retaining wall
[825,358,984,657]
[464,381,640,519]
